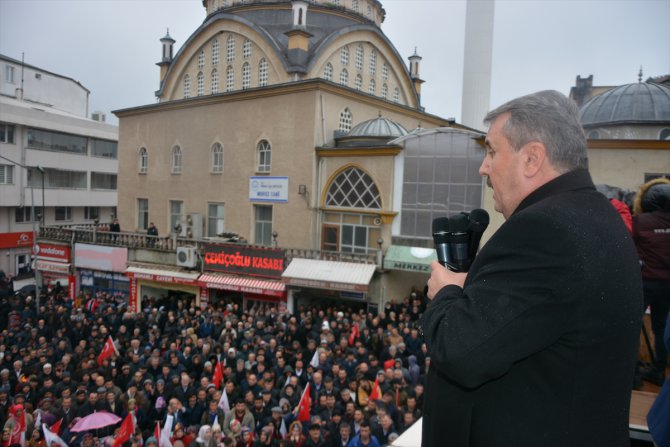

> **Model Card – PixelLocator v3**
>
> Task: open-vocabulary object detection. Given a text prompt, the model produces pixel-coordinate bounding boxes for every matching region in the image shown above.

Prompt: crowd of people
[0,286,429,447]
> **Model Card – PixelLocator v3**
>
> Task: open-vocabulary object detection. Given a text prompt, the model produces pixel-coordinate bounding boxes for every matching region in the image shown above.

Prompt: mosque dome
[348,116,408,138]
[579,82,670,127]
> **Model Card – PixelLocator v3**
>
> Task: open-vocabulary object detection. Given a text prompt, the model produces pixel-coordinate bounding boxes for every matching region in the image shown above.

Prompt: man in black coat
[422,90,643,447]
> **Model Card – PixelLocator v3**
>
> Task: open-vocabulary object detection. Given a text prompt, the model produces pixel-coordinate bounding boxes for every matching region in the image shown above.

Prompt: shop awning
[383,245,436,273]
[282,258,376,293]
[199,273,286,297]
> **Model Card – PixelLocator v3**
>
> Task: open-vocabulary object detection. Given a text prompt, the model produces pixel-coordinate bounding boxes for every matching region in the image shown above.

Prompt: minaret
[285,1,313,71]
[157,29,176,86]
[408,48,425,107]
[460,0,495,130]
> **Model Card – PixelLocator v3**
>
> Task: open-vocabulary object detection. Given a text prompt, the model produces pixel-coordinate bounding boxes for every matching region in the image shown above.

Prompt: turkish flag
[113,413,135,447]
[7,404,26,446]
[383,359,395,371]
[348,324,359,346]
[296,383,311,423]
[369,377,381,401]
[212,361,224,389]
[98,336,119,366]
[50,418,63,435]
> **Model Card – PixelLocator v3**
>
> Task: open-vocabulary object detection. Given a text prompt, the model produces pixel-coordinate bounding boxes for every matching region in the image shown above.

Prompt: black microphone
[448,213,470,272]
[432,217,452,269]
[467,208,490,260]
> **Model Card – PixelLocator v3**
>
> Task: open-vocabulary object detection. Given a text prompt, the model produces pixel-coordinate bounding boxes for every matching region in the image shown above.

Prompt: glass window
[15,207,41,223]
[352,0,358,12]
[355,44,364,71]
[382,62,389,81]
[227,35,235,62]
[368,78,376,95]
[208,203,225,237]
[139,147,148,174]
[242,62,250,89]
[198,50,205,69]
[183,75,191,98]
[55,207,72,221]
[197,71,205,96]
[170,200,183,232]
[326,166,381,209]
[211,69,219,94]
[339,108,352,132]
[369,49,377,76]
[259,58,268,87]
[660,128,670,140]
[0,165,13,184]
[91,172,117,190]
[257,140,271,173]
[381,83,388,100]
[85,207,100,220]
[393,87,400,103]
[324,62,333,81]
[91,139,117,158]
[211,143,224,173]
[138,198,149,230]
[28,168,86,189]
[321,213,379,254]
[355,74,362,91]
[0,123,15,143]
[212,39,220,65]
[172,146,182,174]
[243,39,252,59]
[226,65,234,92]
[340,46,349,65]
[340,68,348,86]
[254,205,273,246]
[5,65,15,84]
[27,128,87,154]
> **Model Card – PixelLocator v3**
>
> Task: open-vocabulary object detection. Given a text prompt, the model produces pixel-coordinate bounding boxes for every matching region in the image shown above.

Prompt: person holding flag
[112,412,135,447]
[98,336,119,366]
[4,403,27,447]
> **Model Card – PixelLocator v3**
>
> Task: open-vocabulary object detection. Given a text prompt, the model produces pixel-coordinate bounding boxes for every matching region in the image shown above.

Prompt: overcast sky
[1,0,668,126]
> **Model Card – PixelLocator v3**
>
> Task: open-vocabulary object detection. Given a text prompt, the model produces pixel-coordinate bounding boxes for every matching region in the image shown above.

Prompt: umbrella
[70,412,122,432]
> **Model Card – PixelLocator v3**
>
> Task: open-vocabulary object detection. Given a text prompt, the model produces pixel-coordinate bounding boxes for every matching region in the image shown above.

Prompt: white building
[0,54,118,278]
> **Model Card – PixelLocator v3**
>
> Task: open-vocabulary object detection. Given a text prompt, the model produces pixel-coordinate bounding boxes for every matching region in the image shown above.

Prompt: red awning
[199,273,286,297]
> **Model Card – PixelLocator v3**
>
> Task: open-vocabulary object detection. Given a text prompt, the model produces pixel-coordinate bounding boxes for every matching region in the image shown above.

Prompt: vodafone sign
[34,243,71,262]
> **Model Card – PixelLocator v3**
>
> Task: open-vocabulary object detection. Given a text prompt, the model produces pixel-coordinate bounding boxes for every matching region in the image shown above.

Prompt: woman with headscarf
[188,425,212,447]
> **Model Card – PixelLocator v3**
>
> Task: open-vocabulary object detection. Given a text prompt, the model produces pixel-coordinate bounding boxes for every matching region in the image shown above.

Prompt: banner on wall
[202,243,285,278]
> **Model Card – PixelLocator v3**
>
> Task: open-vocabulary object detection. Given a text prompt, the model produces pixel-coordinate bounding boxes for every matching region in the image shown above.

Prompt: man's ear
[522,142,547,177]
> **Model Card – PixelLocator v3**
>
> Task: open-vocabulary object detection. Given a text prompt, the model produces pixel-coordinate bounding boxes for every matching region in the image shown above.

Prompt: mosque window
[227,35,235,62]
[340,68,348,86]
[369,49,377,76]
[259,58,268,87]
[171,146,182,174]
[587,130,600,140]
[243,39,252,59]
[211,69,219,94]
[138,147,148,174]
[355,44,364,71]
[257,140,271,173]
[211,143,224,173]
[660,128,670,140]
[393,87,400,103]
[324,62,333,81]
[355,74,362,91]
[183,75,191,98]
[198,50,205,69]
[226,65,234,92]
[326,167,381,209]
[339,108,353,132]
[212,39,220,65]
[197,72,205,96]
[352,0,359,12]
[341,46,349,65]
[368,78,376,95]
[382,62,389,81]
[367,5,372,18]
[381,83,388,100]
[242,62,251,89]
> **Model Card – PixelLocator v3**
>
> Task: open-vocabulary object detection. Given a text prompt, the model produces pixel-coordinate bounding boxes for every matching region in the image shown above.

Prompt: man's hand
[426,260,467,300]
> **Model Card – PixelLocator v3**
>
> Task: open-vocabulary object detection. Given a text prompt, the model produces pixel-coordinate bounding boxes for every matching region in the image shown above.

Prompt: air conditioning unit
[176,247,198,268]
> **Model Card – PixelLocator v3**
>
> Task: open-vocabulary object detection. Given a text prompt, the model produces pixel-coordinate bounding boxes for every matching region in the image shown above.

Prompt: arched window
[339,108,352,132]
[326,167,381,209]
[138,147,148,174]
[352,0,359,12]
[368,78,376,95]
[355,74,362,91]
[369,49,377,76]
[257,140,271,173]
[323,62,333,81]
[381,83,388,100]
[340,68,348,86]
[242,62,251,89]
[382,62,389,81]
[660,128,670,140]
[393,87,400,103]
[198,50,205,69]
[340,46,349,65]
[258,58,268,86]
[226,35,235,62]
[171,146,182,174]
[355,44,364,71]
[587,130,600,140]
[183,75,191,98]
[211,143,224,173]
[211,69,219,94]
[226,65,234,92]
[197,71,205,96]
[212,39,220,65]
[243,39,252,59]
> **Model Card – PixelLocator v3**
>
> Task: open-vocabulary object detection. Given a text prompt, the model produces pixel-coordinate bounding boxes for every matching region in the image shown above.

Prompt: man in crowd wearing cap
[304,421,329,447]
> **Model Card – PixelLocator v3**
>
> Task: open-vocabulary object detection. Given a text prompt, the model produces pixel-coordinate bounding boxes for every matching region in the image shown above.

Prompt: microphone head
[432,217,450,243]
[469,208,490,230]
[449,213,469,234]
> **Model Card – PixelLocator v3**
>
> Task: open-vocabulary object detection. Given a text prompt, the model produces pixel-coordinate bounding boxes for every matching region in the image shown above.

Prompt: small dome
[579,82,670,127]
[348,116,408,138]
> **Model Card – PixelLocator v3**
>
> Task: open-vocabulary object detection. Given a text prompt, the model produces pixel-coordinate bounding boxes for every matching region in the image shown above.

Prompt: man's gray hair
[484,90,588,172]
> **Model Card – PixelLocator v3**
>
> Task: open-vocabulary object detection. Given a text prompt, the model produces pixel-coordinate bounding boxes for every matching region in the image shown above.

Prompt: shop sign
[129,278,137,312]
[283,277,368,293]
[0,231,33,249]
[127,271,199,287]
[34,243,71,262]
[74,244,128,272]
[249,176,289,203]
[203,243,285,278]
[68,275,76,301]
[35,260,71,275]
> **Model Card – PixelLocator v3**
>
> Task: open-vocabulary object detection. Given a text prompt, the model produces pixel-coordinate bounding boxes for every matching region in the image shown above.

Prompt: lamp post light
[272,230,278,248]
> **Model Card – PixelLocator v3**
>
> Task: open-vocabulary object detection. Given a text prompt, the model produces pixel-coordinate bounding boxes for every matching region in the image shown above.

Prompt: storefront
[126,263,202,313]
[0,231,34,277]
[74,243,129,302]
[281,258,377,313]
[200,243,287,310]
[33,242,75,298]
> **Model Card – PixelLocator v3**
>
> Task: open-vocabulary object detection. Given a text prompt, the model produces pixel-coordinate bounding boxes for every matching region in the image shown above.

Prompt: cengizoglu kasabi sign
[202,243,285,278]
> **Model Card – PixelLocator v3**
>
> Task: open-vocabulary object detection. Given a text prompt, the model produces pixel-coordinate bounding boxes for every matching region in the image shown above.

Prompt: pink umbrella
[70,411,122,432]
